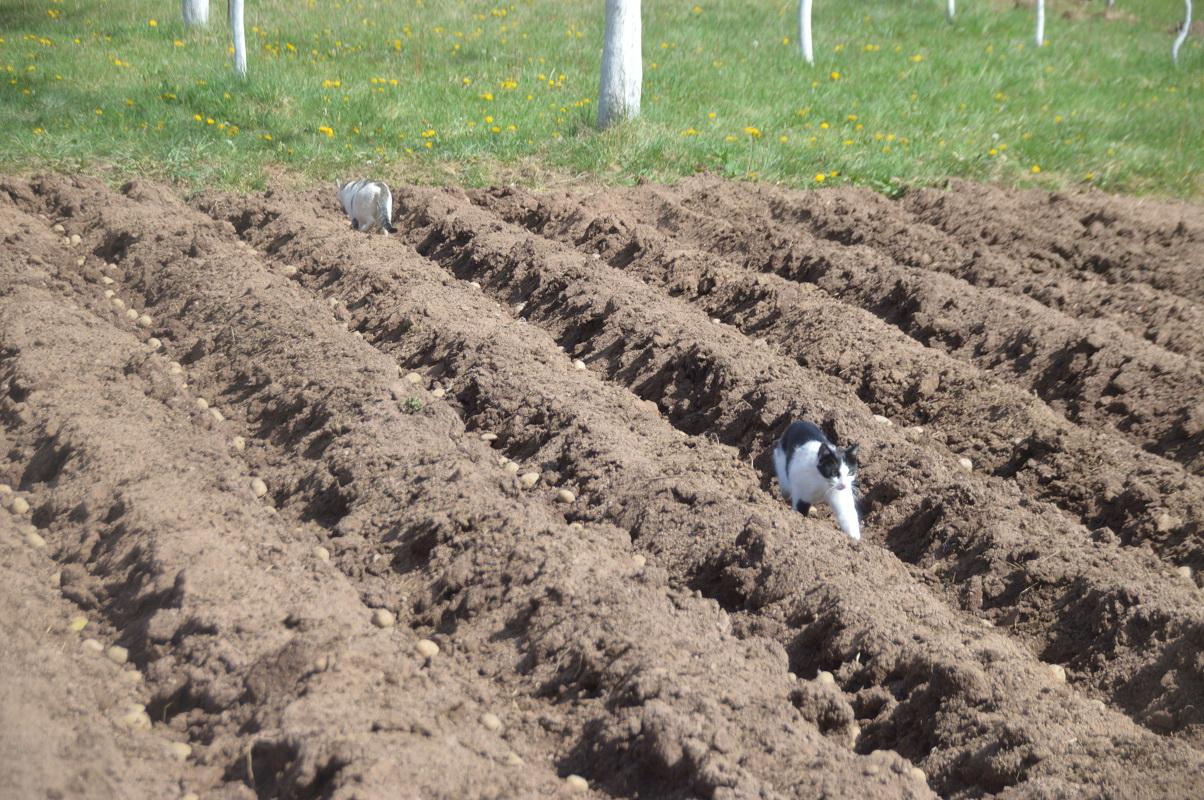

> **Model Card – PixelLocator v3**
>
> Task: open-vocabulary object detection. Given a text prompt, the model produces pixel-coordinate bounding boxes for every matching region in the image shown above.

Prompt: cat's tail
[376,184,397,234]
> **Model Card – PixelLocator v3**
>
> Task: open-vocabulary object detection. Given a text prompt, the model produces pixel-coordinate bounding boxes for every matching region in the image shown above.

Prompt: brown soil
[1,173,1201,799]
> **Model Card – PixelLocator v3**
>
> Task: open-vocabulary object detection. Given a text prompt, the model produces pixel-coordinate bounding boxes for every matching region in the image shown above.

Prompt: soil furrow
[598,181,1204,472]
[200,182,1204,796]
[0,515,187,800]
[0,187,596,798]
[900,180,1204,306]
[12,175,934,800]
[384,185,1204,748]
[726,179,1204,363]
[470,185,1204,574]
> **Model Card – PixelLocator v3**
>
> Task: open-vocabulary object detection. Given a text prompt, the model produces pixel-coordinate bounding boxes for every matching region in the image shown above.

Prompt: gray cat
[336,178,397,234]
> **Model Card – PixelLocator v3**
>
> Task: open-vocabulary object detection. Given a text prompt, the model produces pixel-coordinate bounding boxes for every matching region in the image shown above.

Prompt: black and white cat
[772,420,860,541]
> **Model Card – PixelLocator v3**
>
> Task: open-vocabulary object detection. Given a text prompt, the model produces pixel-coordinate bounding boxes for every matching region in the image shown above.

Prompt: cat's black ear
[818,443,833,458]
[845,443,859,462]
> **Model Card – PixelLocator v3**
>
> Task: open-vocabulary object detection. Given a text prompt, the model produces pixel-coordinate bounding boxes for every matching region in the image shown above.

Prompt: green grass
[1,0,1200,196]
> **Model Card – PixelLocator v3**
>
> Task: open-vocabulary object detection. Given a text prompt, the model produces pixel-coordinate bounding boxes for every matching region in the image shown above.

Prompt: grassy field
[1,0,1200,196]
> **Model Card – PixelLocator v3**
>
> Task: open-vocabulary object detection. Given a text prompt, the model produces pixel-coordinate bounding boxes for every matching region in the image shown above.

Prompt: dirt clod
[416,639,440,658]
[249,477,268,498]
[371,608,396,628]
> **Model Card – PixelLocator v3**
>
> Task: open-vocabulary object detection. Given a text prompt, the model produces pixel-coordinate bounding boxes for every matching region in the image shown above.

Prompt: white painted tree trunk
[597,0,641,129]
[182,0,209,27]
[1172,0,1192,64]
[1035,0,1045,46]
[947,0,955,22]
[799,0,814,64]
[229,0,247,76]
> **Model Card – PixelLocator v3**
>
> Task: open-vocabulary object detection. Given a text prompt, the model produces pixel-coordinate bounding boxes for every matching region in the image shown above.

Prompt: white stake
[182,0,209,27]
[229,0,247,76]
[1172,0,1192,65]
[947,0,955,22]
[597,0,642,129]
[799,0,814,64]
[1035,0,1045,47]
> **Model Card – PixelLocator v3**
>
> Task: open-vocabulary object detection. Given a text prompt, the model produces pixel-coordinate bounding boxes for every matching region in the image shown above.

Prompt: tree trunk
[1035,0,1045,46]
[229,0,247,76]
[182,0,209,27]
[799,0,814,64]
[597,0,641,129]
[1172,0,1192,64]
[947,0,955,22]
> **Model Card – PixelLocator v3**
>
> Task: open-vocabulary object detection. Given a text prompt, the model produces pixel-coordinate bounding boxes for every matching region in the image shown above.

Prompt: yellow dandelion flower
[819,122,829,130]
[724,134,737,142]
[814,173,826,183]
[682,128,699,136]
[479,92,493,101]
[424,141,433,148]
[490,125,500,133]
[779,135,789,143]
[318,125,334,137]
[194,113,202,121]
[692,5,702,13]
[743,126,761,138]
[1030,165,1041,174]
[421,129,436,138]
[206,117,214,125]
[148,19,158,27]
[32,127,45,135]
[910,53,924,62]
[707,111,716,119]
[173,39,184,47]
[830,71,841,81]
[988,148,998,156]
[261,133,273,141]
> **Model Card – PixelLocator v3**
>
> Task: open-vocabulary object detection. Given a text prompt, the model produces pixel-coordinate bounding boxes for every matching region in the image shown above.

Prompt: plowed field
[2,174,1202,799]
